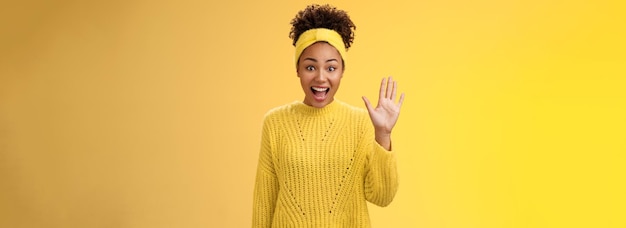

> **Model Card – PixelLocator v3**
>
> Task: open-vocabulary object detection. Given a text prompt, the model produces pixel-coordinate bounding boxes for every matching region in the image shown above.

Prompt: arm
[363,130,399,207]
[252,119,278,227]
[361,76,404,206]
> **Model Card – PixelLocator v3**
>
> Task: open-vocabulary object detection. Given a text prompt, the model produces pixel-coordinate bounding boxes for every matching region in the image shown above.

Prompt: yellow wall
[1,0,624,227]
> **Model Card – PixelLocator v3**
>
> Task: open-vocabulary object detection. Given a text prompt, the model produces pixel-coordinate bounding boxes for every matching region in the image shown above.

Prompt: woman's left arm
[361,76,404,206]
[362,76,405,150]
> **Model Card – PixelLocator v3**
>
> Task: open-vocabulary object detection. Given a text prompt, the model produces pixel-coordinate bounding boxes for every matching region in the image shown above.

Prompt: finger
[362,96,374,113]
[386,76,393,98]
[398,93,405,108]
[378,77,386,103]
[391,80,398,101]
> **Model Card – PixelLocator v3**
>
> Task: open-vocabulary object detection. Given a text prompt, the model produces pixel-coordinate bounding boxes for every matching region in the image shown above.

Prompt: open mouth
[311,86,329,101]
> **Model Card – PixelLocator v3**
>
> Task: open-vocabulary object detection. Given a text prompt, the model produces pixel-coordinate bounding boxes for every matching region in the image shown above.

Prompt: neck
[294,100,341,116]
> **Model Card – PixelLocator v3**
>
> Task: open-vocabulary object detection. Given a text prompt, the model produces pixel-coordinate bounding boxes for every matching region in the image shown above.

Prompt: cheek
[331,73,343,84]
[298,71,315,81]
[298,74,310,88]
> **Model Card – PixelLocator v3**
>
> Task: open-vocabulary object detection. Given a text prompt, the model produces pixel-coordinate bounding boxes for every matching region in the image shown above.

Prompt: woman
[253,4,405,227]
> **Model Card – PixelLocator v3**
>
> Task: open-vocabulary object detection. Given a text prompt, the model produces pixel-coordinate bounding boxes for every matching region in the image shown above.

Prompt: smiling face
[297,42,344,108]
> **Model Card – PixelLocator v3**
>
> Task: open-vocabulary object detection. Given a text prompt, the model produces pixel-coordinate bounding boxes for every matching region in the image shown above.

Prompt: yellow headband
[294,28,346,66]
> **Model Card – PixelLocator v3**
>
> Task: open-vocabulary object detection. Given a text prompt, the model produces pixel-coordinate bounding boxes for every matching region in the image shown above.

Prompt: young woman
[253,4,405,227]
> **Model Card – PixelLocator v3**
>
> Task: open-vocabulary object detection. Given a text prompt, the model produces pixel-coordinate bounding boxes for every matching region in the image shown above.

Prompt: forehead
[300,42,342,60]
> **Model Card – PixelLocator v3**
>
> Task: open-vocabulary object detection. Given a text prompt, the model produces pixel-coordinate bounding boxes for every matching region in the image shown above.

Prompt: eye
[328,66,336,72]
[306,66,315,71]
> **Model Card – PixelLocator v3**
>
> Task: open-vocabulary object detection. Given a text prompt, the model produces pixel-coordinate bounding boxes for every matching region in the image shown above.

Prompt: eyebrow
[302,57,339,63]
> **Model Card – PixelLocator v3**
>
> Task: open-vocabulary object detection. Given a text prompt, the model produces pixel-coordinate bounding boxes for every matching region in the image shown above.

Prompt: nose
[314,70,327,82]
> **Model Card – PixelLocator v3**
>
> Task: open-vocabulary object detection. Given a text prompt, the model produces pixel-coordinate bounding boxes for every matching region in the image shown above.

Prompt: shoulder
[261,102,302,130]
[332,100,371,132]
[335,100,369,119]
[263,101,299,120]
[333,101,373,139]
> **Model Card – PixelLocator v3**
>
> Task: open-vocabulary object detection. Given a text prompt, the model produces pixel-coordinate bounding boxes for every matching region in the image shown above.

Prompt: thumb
[362,96,374,113]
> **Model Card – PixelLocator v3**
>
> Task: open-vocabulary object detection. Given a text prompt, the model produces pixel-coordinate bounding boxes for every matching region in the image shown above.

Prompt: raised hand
[362,76,405,150]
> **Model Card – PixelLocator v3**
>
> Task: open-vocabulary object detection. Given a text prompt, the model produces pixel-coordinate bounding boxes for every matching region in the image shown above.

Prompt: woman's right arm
[252,118,278,227]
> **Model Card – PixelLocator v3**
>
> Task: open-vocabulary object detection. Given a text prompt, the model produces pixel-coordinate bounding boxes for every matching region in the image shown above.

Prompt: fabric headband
[294,28,346,67]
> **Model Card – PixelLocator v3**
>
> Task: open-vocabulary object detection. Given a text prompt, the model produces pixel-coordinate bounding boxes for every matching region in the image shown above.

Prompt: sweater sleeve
[252,117,279,227]
[363,129,399,207]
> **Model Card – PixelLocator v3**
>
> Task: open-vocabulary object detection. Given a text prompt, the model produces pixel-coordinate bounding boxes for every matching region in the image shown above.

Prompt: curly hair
[289,4,356,50]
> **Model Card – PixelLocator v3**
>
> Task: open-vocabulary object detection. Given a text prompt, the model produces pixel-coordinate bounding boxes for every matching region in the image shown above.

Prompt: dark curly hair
[289,4,356,50]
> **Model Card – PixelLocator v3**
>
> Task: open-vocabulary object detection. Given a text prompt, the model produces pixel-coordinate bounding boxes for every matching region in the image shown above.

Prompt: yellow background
[1,0,625,227]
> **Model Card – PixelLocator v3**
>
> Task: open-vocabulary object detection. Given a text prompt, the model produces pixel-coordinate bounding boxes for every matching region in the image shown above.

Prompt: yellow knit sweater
[253,100,398,227]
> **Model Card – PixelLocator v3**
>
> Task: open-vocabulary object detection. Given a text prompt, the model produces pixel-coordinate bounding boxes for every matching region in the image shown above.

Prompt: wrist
[374,131,392,151]
[374,129,391,138]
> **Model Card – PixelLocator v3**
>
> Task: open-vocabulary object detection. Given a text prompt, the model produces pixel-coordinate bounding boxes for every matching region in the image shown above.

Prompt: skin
[297,42,343,109]
[297,42,405,150]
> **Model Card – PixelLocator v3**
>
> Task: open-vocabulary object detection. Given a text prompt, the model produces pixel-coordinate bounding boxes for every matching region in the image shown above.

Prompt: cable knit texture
[253,100,398,227]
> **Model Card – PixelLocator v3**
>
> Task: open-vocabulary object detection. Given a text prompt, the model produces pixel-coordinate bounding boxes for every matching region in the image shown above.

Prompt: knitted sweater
[253,100,398,227]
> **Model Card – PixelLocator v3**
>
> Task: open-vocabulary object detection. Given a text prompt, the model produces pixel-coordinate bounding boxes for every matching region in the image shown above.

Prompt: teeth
[312,87,329,92]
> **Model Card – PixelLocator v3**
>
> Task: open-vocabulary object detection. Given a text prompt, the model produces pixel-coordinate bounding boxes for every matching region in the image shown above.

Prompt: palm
[362,77,405,134]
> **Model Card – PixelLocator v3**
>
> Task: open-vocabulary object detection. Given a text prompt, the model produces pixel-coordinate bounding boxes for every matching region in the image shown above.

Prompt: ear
[295,63,300,76]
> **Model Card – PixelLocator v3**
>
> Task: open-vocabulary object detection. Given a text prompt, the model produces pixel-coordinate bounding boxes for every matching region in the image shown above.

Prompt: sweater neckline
[293,100,342,116]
